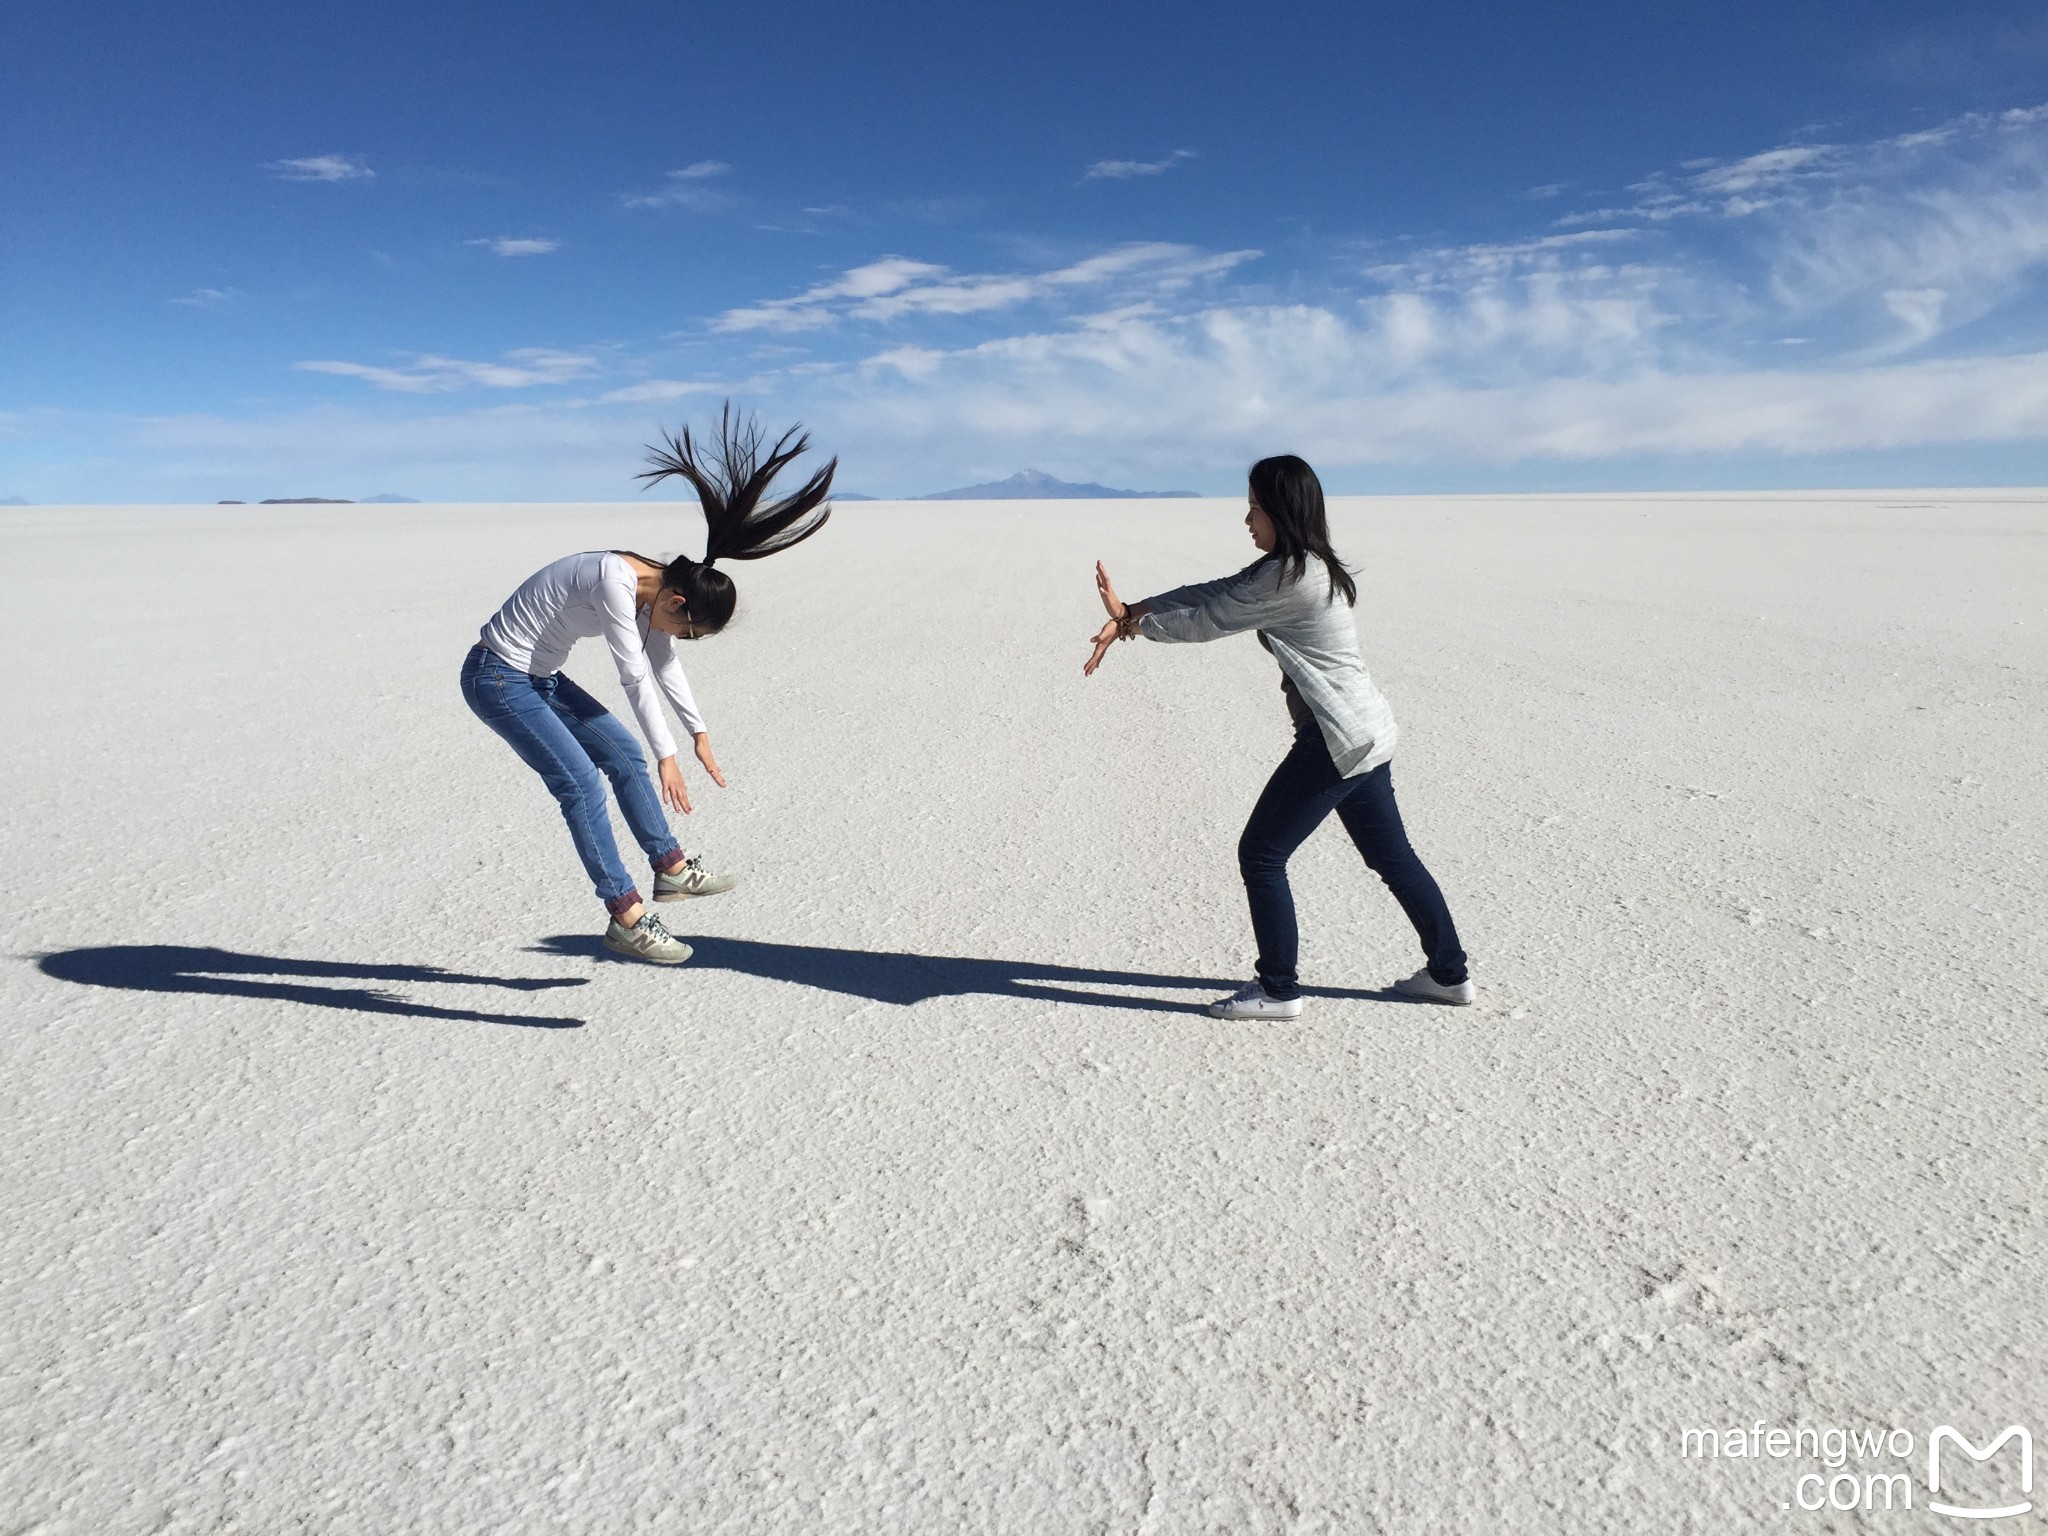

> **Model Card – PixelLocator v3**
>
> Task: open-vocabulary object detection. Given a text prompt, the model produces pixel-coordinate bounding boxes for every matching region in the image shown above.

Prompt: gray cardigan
[1136,556,1399,776]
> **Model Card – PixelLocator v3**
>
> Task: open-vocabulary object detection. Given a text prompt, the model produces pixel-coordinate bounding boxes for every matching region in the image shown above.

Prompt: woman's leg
[459,649,643,915]
[543,674,685,874]
[1237,731,1355,1000]
[1332,765,1469,986]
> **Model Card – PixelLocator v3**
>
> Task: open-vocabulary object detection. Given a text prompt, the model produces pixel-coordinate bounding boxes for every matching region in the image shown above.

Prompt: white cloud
[598,379,727,404]
[295,348,598,393]
[1516,105,2048,358]
[712,244,1258,332]
[622,161,734,211]
[1083,149,1196,181]
[172,287,236,309]
[266,154,373,182]
[1881,287,1947,347]
[468,237,561,257]
[1366,228,1639,286]
[114,327,2048,501]
[1687,144,1838,197]
[815,303,2048,469]
[713,257,950,333]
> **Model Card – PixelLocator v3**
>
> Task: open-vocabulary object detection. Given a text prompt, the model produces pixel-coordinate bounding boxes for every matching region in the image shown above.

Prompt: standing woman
[1085,455,1473,1017]
[461,405,834,964]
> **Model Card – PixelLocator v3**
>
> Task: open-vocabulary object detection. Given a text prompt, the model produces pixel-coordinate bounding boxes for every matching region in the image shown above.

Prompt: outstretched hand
[1095,561,1124,620]
[1084,617,1121,676]
[1085,561,1138,676]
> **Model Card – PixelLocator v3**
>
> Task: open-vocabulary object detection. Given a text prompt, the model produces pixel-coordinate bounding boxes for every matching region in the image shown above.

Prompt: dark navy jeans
[461,645,682,915]
[1238,728,1468,1000]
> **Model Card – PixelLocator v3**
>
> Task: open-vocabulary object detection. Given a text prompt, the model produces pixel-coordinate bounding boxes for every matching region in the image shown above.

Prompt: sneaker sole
[652,883,737,902]
[1208,1004,1304,1019]
[602,936,694,964]
[1393,987,1475,1006]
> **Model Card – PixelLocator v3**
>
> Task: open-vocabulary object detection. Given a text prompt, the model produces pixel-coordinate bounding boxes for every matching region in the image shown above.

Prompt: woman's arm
[597,562,681,761]
[644,628,709,738]
[645,629,727,790]
[1136,560,1292,644]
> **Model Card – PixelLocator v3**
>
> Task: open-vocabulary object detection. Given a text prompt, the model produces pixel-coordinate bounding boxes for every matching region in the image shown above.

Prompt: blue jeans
[460,645,683,914]
[1238,728,1469,1000]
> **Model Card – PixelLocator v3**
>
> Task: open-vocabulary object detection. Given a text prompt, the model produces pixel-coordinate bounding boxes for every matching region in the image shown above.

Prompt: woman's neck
[616,552,663,610]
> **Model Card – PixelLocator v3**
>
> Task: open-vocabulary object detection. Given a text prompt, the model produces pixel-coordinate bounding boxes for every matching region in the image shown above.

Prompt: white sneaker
[602,911,694,964]
[1391,968,1476,1005]
[653,854,737,901]
[1206,980,1304,1020]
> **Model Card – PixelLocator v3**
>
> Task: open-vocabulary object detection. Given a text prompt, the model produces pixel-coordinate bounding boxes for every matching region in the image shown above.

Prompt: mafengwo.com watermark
[1679,1421,2032,1518]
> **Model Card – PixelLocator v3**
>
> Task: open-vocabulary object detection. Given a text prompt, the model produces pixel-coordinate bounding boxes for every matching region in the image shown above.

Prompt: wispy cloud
[713,243,1258,333]
[1083,149,1196,181]
[598,378,727,404]
[468,237,561,257]
[622,161,734,211]
[172,287,237,309]
[266,154,374,182]
[295,348,598,393]
[1534,103,2048,356]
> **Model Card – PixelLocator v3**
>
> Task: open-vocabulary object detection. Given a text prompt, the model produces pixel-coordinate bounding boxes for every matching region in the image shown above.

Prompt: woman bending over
[461,405,833,964]
[1086,454,1473,1018]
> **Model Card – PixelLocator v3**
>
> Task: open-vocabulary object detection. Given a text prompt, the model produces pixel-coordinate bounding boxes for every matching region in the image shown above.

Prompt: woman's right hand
[658,755,692,814]
[1095,561,1126,620]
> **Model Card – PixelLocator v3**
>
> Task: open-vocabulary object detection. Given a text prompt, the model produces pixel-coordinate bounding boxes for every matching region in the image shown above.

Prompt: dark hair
[1247,454,1356,606]
[632,400,836,634]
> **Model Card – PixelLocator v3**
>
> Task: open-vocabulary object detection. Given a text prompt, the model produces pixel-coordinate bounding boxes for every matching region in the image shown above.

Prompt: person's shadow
[530,933,1410,1013]
[36,945,588,1029]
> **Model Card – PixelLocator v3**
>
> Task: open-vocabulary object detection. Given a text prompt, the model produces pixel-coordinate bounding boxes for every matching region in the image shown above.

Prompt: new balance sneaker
[653,854,737,901]
[602,910,693,965]
[1391,967,1476,1005]
[1206,980,1304,1020]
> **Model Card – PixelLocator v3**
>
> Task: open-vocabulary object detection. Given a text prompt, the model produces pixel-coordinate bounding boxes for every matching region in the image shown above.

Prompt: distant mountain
[1,496,31,506]
[259,497,354,504]
[919,469,1198,500]
[361,492,419,504]
[831,491,878,502]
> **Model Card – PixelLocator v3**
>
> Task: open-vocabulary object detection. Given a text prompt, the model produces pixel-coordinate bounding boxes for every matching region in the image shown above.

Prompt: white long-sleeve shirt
[478,551,706,761]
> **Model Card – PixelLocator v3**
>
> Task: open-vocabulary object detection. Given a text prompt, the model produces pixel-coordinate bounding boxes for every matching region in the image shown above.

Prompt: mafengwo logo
[1928,1425,2031,1521]
[1677,1420,2032,1518]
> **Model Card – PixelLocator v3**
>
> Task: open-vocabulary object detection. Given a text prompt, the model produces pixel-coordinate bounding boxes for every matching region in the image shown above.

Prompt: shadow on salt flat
[529,933,1421,1013]
[36,945,587,1029]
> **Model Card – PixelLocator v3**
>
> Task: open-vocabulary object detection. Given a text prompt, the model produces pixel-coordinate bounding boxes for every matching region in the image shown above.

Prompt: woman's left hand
[1084,618,1121,676]
[693,733,728,788]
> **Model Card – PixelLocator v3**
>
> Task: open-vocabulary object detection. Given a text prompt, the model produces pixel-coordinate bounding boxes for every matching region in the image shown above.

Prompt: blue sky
[5,0,2048,500]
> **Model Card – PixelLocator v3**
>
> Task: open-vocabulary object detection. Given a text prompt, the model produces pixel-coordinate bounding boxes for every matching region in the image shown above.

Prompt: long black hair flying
[1247,454,1357,607]
[628,401,837,633]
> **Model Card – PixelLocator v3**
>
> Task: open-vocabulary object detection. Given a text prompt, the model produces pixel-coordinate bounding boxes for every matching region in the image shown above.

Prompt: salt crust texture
[2,495,2042,1534]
